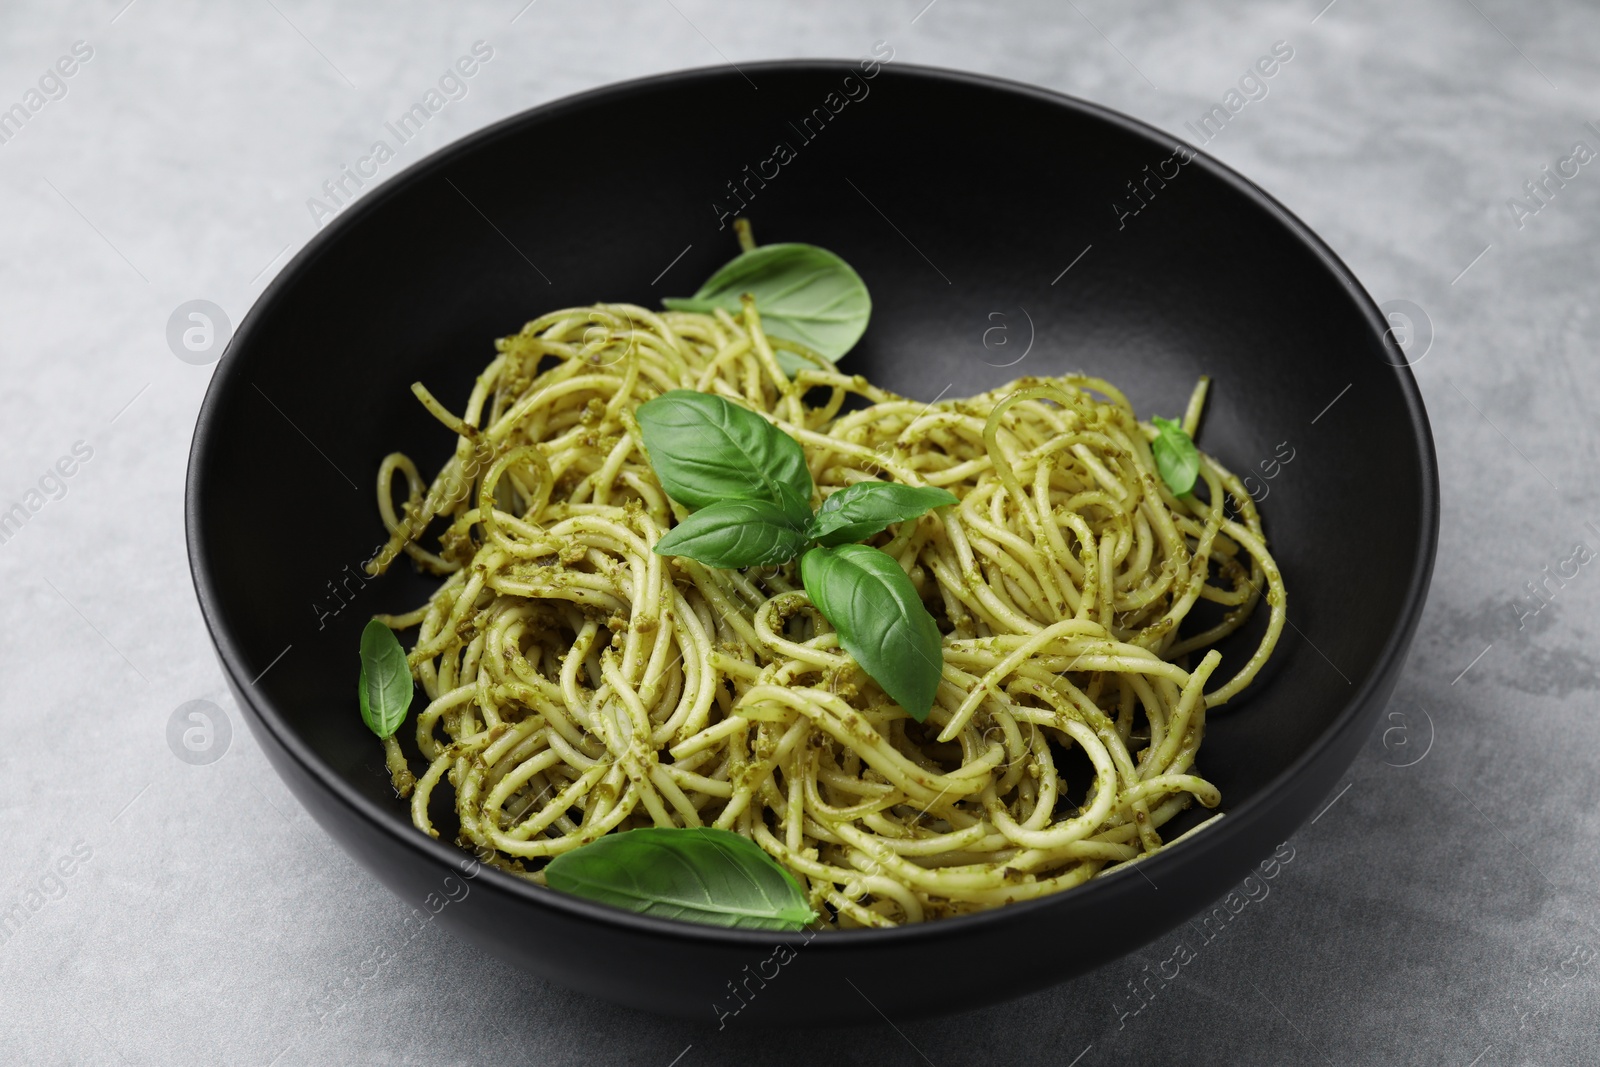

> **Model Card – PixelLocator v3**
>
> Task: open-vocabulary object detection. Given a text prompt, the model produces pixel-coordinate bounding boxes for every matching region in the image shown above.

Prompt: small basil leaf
[1151,416,1200,497]
[654,499,810,569]
[635,390,813,520]
[358,618,413,739]
[662,243,871,360]
[544,827,817,931]
[800,544,944,722]
[807,482,959,548]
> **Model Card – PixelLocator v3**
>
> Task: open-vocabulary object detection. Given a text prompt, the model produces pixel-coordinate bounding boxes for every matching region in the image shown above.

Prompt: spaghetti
[366,301,1286,927]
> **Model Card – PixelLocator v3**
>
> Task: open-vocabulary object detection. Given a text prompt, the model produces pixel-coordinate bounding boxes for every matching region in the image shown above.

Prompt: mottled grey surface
[1,1,1596,1064]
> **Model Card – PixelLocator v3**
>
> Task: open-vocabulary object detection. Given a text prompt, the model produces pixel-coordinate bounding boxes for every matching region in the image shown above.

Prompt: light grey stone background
[0,0,1595,1064]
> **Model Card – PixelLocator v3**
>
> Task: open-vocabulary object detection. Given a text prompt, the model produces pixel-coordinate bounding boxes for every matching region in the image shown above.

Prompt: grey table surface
[1,0,1596,1064]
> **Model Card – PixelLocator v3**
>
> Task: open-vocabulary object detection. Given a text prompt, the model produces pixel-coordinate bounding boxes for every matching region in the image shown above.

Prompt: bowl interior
[191,63,1431,923]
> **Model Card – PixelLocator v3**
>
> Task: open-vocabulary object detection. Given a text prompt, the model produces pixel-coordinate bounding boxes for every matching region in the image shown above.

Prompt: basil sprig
[543,827,816,930]
[636,390,955,721]
[1150,416,1200,497]
[662,242,871,363]
[357,618,413,739]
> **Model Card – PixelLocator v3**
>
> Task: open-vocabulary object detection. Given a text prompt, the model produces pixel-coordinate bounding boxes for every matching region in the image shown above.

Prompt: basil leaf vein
[808,481,959,548]
[543,827,817,931]
[800,544,944,722]
[653,499,810,569]
[635,390,812,519]
[1150,416,1200,497]
[662,243,871,360]
[358,618,413,739]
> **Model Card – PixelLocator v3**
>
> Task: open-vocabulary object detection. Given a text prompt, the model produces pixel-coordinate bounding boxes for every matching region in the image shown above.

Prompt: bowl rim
[186,57,1440,949]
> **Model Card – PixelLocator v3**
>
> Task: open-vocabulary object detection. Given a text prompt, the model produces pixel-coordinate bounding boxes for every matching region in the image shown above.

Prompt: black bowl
[186,60,1437,1024]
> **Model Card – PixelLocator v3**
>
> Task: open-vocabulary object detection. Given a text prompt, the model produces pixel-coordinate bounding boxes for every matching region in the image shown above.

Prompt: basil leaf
[654,499,810,569]
[1151,416,1200,497]
[358,618,413,739]
[662,243,871,360]
[635,390,812,519]
[800,544,944,722]
[808,482,959,548]
[544,827,816,931]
